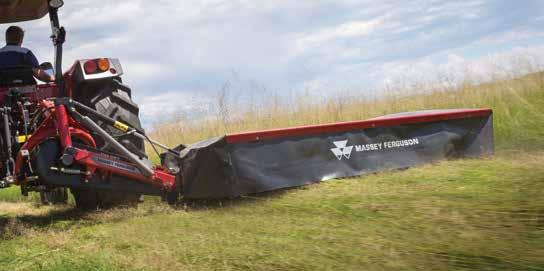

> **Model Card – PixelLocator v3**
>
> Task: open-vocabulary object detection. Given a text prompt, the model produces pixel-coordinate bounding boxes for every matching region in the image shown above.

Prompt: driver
[0,25,54,82]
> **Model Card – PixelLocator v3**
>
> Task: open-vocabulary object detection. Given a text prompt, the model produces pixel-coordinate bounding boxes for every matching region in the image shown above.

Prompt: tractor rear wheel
[72,79,145,210]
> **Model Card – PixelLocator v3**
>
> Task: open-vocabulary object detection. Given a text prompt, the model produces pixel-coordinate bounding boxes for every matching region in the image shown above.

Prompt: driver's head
[5,26,24,46]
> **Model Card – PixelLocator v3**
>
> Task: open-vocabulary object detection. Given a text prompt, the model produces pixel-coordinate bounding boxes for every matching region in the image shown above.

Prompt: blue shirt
[0,45,40,69]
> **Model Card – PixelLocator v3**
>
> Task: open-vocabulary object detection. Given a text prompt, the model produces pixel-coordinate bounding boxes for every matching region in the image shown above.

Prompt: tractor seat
[0,66,36,87]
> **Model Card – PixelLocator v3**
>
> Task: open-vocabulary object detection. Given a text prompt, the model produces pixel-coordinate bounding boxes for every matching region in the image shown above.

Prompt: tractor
[0,0,180,209]
[0,1,495,209]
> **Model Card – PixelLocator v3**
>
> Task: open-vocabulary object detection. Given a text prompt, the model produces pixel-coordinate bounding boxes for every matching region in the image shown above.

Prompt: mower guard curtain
[163,109,493,199]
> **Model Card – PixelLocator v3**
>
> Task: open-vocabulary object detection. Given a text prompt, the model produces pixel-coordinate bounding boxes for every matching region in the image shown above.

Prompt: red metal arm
[15,101,176,191]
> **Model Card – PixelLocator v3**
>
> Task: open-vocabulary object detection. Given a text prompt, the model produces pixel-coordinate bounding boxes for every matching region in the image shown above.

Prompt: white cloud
[378,45,544,92]
[7,0,543,126]
[137,90,212,126]
[295,17,385,52]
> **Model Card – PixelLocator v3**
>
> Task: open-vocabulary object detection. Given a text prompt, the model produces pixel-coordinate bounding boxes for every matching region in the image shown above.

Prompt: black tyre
[75,79,146,155]
[72,79,145,210]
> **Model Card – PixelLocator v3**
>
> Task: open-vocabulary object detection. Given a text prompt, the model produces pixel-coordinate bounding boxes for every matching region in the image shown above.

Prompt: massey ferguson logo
[330,140,354,160]
[331,137,421,160]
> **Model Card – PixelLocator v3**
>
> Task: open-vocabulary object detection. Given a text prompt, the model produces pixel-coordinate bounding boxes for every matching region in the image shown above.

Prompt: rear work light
[97,58,110,72]
[83,58,112,75]
[83,60,98,74]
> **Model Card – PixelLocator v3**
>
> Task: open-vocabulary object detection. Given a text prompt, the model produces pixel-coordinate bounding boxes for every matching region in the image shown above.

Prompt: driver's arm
[33,68,55,82]
[26,50,55,82]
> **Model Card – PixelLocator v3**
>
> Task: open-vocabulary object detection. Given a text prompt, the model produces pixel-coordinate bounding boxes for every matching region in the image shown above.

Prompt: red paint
[83,60,98,74]
[14,126,95,184]
[55,104,73,148]
[72,148,175,190]
[152,168,176,189]
[0,83,59,105]
[14,111,96,180]
[4,67,176,191]
[226,108,492,144]
[14,100,176,191]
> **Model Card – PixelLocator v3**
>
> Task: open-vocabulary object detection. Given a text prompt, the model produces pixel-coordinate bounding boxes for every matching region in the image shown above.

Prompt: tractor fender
[65,58,124,83]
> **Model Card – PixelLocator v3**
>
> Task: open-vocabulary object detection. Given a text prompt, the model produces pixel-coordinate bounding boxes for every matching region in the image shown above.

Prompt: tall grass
[150,71,544,153]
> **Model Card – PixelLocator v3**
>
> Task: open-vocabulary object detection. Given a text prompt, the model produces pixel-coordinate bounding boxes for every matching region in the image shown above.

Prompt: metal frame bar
[47,4,64,84]
[70,99,181,156]
[14,98,176,191]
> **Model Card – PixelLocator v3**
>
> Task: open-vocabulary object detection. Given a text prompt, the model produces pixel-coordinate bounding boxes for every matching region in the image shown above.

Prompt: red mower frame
[14,98,176,193]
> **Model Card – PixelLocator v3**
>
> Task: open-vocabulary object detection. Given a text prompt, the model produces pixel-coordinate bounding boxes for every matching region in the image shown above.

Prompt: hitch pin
[50,166,87,175]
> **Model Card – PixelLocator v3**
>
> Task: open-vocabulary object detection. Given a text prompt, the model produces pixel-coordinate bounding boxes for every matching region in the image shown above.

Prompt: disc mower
[0,1,494,210]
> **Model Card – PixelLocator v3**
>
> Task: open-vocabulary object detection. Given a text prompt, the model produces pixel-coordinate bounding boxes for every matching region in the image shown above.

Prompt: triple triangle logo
[330,140,354,160]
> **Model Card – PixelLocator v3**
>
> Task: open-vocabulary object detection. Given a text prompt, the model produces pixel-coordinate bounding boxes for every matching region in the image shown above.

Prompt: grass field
[0,71,543,270]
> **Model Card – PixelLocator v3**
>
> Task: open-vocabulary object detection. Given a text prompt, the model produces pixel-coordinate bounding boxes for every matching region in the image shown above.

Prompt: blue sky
[11,0,544,126]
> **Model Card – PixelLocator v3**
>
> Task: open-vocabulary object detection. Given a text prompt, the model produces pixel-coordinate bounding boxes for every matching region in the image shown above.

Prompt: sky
[10,0,544,127]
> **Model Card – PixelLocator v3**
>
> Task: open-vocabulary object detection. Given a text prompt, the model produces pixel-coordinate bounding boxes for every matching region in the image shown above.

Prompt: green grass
[0,151,543,270]
[0,71,543,270]
[0,186,39,203]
